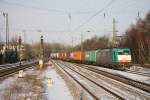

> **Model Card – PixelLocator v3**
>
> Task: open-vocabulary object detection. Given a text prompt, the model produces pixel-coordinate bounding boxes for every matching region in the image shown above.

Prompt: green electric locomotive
[85,48,131,65]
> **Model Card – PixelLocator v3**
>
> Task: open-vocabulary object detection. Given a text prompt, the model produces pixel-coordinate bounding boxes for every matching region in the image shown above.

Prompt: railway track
[0,60,38,79]
[53,61,101,100]
[125,69,150,77]
[53,60,150,99]
[73,63,150,93]
[52,59,124,100]
[61,61,150,99]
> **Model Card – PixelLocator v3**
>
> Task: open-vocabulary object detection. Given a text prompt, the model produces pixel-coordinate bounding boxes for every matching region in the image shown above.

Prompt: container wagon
[85,50,99,64]
[63,52,70,61]
[50,48,131,68]
[71,51,85,62]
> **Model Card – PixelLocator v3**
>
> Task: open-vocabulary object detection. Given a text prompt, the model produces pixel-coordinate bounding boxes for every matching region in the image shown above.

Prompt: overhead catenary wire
[1,0,149,35]
[1,0,146,20]
[1,0,96,15]
[1,0,68,14]
[73,0,116,31]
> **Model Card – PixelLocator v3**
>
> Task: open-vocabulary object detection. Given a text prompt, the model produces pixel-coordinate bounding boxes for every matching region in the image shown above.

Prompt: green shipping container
[85,50,99,62]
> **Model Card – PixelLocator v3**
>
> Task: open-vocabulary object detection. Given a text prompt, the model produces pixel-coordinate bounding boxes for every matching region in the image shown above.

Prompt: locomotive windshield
[118,50,130,55]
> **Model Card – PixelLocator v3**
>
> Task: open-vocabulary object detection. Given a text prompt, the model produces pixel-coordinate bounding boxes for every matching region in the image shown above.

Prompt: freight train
[50,48,131,68]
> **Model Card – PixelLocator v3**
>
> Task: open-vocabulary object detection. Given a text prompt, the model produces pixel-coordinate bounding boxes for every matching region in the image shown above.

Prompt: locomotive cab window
[118,52,123,55]
[124,50,130,55]
[118,50,130,55]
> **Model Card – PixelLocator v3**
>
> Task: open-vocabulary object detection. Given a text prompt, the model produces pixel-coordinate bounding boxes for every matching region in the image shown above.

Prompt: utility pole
[137,11,140,18]
[69,13,71,32]
[72,37,74,51]
[80,31,90,52]
[22,30,26,44]
[136,11,140,21]
[81,34,83,52]
[3,13,9,49]
[69,13,73,52]
[112,18,117,47]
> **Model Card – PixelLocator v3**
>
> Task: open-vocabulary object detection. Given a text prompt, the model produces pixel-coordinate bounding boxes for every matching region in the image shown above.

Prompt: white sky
[0,0,150,45]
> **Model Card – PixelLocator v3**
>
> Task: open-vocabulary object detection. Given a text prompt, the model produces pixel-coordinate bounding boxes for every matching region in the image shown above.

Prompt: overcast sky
[0,0,150,45]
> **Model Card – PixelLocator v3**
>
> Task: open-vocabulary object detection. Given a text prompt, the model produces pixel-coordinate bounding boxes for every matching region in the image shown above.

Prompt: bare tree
[124,11,150,64]
[74,35,109,51]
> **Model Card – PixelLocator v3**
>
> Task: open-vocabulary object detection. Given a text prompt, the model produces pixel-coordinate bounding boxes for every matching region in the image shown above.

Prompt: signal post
[39,35,44,69]
[18,36,24,77]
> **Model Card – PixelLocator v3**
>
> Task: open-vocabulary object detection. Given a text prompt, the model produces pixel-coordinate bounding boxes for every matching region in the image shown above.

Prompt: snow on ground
[42,61,73,100]
[87,65,150,84]
[0,67,45,100]
[129,65,150,74]
[0,74,18,94]
[0,63,73,100]
[0,67,35,94]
